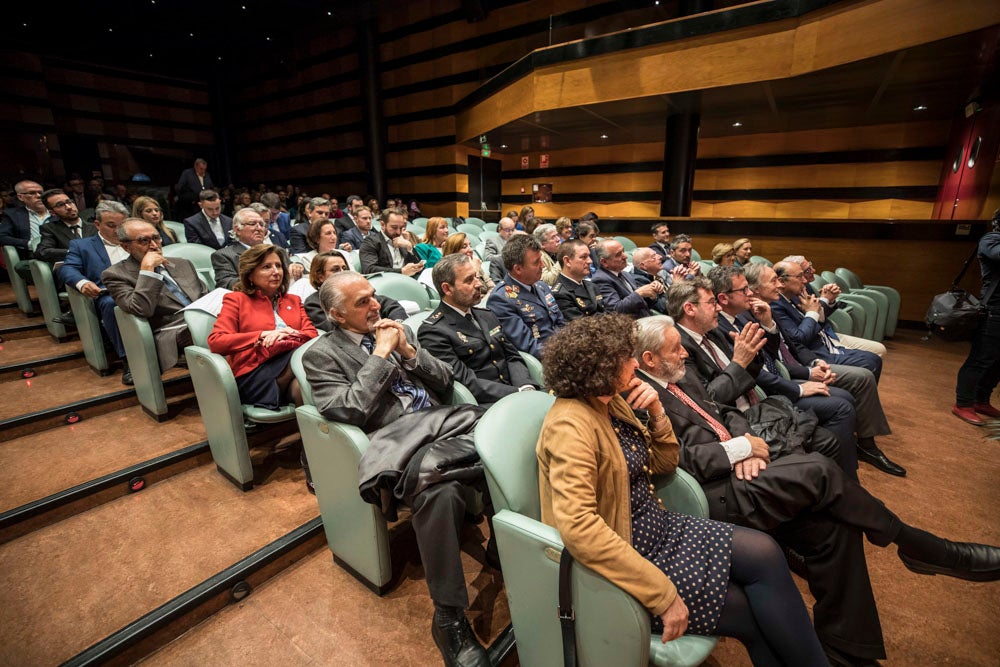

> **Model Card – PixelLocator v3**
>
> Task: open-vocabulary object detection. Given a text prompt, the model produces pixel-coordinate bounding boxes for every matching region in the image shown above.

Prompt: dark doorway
[467,155,502,222]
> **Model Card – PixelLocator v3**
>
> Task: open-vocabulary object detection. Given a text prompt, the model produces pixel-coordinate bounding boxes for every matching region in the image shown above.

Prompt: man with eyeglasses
[102,218,208,372]
[212,208,288,290]
[0,180,50,278]
[35,190,98,284]
[591,239,662,319]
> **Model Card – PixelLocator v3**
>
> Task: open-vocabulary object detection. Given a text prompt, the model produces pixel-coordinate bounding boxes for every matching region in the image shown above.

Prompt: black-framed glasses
[722,286,752,295]
[51,200,75,208]
[697,298,718,306]
[125,234,162,245]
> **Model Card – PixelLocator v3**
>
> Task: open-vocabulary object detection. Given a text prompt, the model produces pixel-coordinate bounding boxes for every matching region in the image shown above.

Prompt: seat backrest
[748,254,772,267]
[163,242,217,284]
[690,248,702,262]
[457,223,483,237]
[613,235,637,252]
[835,267,864,289]
[482,223,498,233]
[184,309,218,349]
[411,217,428,227]
[402,309,433,331]
[368,272,432,310]
[163,220,188,243]
[698,259,715,273]
[478,230,499,242]
[475,392,556,519]
[290,336,324,407]
[464,217,486,227]
[810,274,827,293]
[822,270,851,292]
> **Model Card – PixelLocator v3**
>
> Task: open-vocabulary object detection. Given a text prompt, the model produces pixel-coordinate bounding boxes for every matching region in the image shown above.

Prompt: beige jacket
[537,395,680,615]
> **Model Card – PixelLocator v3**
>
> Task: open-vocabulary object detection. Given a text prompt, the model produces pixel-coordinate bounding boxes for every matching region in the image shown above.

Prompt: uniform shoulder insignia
[504,284,519,298]
[428,310,444,322]
[551,282,562,292]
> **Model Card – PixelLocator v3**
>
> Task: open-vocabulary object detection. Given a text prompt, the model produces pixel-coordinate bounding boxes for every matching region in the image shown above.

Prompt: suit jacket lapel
[328,327,369,366]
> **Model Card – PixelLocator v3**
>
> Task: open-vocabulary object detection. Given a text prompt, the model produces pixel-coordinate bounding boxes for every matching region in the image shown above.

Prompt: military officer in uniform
[551,239,605,321]
[486,234,565,358]
[418,254,540,404]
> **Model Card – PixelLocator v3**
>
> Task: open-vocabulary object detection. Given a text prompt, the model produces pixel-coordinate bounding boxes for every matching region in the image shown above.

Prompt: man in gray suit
[303,272,492,667]
[483,216,515,262]
[211,208,272,289]
[102,218,208,372]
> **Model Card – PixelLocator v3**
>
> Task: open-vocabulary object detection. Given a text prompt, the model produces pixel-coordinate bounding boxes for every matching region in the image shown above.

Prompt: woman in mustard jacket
[536,315,825,666]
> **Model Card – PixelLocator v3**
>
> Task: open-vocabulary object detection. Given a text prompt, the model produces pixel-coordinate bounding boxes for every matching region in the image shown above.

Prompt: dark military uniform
[551,273,605,321]
[418,302,539,405]
[485,274,565,358]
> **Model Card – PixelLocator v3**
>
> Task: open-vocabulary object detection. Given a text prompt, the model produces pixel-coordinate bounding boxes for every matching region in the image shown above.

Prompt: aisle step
[139,524,513,667]
[0,367,192,441]
[0,401,206,514]
[0,336,86,380]
[0,462,318,666]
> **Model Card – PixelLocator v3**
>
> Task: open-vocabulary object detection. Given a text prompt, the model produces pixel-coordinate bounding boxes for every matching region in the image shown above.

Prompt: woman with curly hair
[208,244,317,411]
[442,232,494,291]
[536,314,826,666]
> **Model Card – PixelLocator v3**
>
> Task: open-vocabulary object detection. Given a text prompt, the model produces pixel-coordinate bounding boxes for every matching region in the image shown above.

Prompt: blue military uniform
[485,274,565,358]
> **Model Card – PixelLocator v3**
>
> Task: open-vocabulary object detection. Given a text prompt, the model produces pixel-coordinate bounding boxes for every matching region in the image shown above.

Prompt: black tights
[714,527,827,666]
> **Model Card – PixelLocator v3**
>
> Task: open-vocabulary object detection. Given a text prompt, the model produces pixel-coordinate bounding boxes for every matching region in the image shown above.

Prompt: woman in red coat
[208,244,318,410]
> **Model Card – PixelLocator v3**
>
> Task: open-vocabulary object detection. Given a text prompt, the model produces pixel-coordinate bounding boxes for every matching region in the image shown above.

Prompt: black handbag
[926,244,996,341]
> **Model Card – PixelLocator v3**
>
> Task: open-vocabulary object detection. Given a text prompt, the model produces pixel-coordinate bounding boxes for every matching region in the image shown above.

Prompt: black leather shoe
[121,368,133,386]
[52,311,76,326]
[432,614,491,667]
[856,444,906,477]
[824,644,881,667]
[899,541,1000,582]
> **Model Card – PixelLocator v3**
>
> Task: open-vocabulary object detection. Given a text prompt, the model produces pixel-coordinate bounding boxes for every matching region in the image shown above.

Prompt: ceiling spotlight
[149,53,154,58]
[500,144,508,149]
[655,0,660,4]
[600,134,609,139]
[327,11,332,15]
[189,32,195,37]
[266,36,271,41]
[913,105,928,111]
[732,121,743,127]
[108,28,113,32]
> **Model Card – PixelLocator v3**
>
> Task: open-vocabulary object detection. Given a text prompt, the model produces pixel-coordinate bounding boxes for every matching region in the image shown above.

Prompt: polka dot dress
[612,416,733,636]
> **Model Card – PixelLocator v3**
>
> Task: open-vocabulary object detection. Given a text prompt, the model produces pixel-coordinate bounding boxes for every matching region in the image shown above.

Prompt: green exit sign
[481,144,491,157]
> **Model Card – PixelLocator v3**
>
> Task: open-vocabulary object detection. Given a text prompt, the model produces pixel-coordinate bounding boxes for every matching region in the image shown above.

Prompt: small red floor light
[21,368,36,379]
[65,412,82,424]
[128,477,146,492]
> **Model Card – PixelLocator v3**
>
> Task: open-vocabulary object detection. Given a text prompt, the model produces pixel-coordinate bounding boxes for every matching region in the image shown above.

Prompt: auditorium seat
[614,235,638,252]
[183,309,297,491]
[163,220,188,243]
[464,217,486,228]
[368,271,436,310]
[66,285,111,375]
[748,255,773,267]
[2,245,36,315]
[114,306,171,420]
[474,392,718,667]
[290,338,477,594]
[482,223,498,233]
[690,248,702,262]
[163,242,216,288]
[835,267,900,337]
[821,270,886,341]
[28,260,69,341]
[517,351,545,386]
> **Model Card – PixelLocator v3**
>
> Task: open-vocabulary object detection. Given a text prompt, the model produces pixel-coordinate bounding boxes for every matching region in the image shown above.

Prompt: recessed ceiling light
[148,53,154,57]
[600,134,609,139]
[732,121,743,127]
[108,28,113,32]
[500,144,508,149]
[266,36,271,41]
[327,11,332,15]
[189,32,194,37]
[913,105,928,111]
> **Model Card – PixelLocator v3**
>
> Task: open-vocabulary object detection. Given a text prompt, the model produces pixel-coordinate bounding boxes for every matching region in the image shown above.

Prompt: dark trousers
[829,363,891,438]
[796,385,857,458]
[819,347,882,381]
[96,294,126,358]
[722,452,900,659]
[955,310,1000,406]
[802,423,858,482]
[409,480,472,610]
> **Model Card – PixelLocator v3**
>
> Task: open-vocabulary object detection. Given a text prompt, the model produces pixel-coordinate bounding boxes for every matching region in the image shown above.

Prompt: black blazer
[590,267,650,318]
[34,220,97,264]
[288,221,311,254]
[359,233,419,274]
[334,214,356,237]
[677,324,762,407]
[183,211,233,250]
[550,274,604,321]
[418,303,538,404]
[0,205,33,256]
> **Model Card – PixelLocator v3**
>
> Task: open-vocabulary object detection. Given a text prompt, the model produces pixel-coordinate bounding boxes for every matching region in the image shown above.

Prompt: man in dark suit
[288,197,332,255]
[590,239,662,319]
[648,221,671,259]
[303,271,494,667]
[60,201,133,384]
[175,158,214,219]
[630,247,669,312]
[103,219,208,372]
[550,239,604,321]
[211,208,272,289]
[771,260,883,380]
[485,234,564,358]
[182,190,232,250]
[359,207,423,276]
[334,194,362,237]
[418,254,538,405]
[633,315,1000,666]
[661,234,702,278]
[340,205,375,251]
[744,263,903,477]
[0,180,49,277]
[259,191,291,241]
[35,189,98,267]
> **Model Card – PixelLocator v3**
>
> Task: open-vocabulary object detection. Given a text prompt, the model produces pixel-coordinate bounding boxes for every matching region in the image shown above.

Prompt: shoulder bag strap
[559,548,577,667]
[952,243,982,290]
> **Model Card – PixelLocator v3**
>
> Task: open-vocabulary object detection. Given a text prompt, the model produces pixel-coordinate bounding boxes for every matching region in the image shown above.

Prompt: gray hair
[670,234,692,251]
[743,263,767,290]
[634,315,677,361]
[95,200,129,222]
[233,207,261,229]
[532,223,557,242]
[498,216,515,230]
[781,255,806,265]
[117,217,151,242]
[666,276,711,320]
[707,264,744,295]
[432,252,473,295]
[305,197,331,214]
[595,238,620,261]
[318,271,368,321]
[631,247,654,265]
[501,233,542,271]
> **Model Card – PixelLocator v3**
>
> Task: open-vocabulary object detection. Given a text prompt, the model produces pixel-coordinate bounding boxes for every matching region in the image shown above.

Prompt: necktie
[154,266,192,306]
[701,338,758,405]
[464,312,480,331]
[777,334,800,367]
[667,384,732,442]
[70,225,81,238]
[360,334,430,412]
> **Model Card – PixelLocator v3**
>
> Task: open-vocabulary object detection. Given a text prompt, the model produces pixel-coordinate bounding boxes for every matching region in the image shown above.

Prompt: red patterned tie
[667,383,733,442]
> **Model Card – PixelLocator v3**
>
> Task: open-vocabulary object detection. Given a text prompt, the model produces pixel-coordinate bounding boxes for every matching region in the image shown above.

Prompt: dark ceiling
[471,26,1000,154]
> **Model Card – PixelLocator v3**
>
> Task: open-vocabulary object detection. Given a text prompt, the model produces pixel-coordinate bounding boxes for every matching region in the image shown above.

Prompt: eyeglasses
[51,200,75,208]
[125,234,162,245]
[722,286,752,295]
[781,273,804,279]
[697,298,718,306]
[242,221,267,228]
[20,190,43,197]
